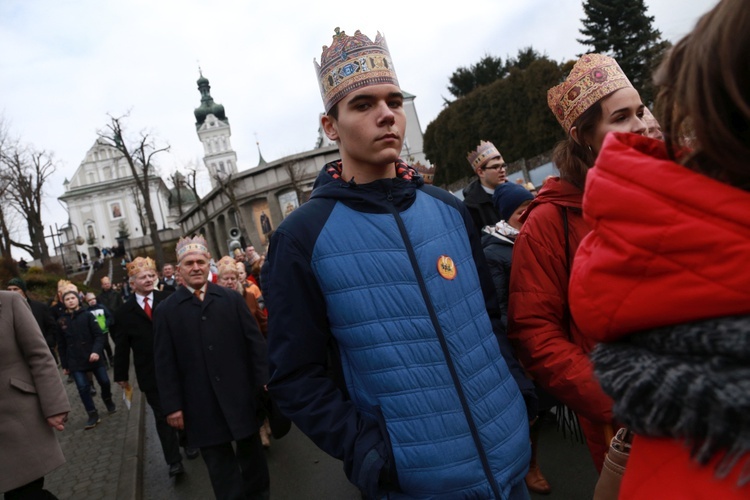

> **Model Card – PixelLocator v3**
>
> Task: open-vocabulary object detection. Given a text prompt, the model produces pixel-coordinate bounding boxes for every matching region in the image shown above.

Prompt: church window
[208,141,214,154]
[218,162,225,173]
[220,137,226,150]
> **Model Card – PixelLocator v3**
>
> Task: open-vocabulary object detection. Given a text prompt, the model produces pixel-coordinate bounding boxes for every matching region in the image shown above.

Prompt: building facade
[58,139,174,258]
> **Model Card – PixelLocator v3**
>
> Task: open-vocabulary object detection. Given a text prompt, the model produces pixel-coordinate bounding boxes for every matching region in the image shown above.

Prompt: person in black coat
[462,140,508,235]
[483,181,555,495]
[6,277,58,363]
[112,257,194,478]
[154,236,270,500]
[57,287,116,429]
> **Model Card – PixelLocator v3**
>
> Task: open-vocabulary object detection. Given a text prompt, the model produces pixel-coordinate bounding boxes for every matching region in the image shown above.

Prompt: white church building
[58,138,174,257]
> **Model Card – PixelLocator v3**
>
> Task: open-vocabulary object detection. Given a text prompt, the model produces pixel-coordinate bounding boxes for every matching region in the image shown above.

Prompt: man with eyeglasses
[462,140,508,235]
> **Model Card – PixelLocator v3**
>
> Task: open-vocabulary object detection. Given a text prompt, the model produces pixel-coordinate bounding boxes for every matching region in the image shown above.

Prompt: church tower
[194,70,238,189]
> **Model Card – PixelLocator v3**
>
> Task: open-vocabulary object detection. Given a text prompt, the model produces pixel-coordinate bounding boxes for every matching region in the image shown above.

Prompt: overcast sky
[1,0,717,258]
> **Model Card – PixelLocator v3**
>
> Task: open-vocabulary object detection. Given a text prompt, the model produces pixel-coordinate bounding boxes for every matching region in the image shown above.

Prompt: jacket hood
[519,177,582,223]
[569,132,750,342]
[309,159,424,212]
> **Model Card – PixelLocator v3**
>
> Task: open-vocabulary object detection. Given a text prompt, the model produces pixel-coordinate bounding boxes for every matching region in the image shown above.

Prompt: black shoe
[66,375,74,384]
[105,399,117,414]
[168,462,185,477]
[184,447,200,460]
[85,411,101,430]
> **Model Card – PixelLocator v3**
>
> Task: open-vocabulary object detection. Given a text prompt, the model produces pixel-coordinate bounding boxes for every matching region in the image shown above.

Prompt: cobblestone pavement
[44,362,142,500]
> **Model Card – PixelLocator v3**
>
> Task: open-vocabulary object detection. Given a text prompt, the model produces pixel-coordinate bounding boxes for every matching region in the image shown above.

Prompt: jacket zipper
[384,188,502,499]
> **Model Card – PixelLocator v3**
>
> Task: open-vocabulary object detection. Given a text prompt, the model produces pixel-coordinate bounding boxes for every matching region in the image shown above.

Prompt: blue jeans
[72,366,112,413]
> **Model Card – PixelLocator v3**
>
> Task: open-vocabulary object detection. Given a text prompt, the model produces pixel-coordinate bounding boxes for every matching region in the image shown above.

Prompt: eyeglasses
[482,163,506,171]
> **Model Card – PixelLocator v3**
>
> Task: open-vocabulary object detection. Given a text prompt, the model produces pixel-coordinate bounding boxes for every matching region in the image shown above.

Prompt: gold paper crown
[548,53,633,132]
[176,234,210,261]
[216,256,239,276]
[57,279,72,291]
[315,27,399,113]
[467,141,501,171]
[126,257,157,277]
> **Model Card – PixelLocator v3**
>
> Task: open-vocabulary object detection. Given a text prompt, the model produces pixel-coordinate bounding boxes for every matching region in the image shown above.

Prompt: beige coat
[0,290,71,493]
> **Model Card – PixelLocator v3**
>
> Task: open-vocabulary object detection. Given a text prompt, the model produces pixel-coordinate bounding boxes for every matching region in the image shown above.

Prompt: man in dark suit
[111,257,198,479]
[6,277,59,364]
[157,263,177,293]
[154,236,270,500]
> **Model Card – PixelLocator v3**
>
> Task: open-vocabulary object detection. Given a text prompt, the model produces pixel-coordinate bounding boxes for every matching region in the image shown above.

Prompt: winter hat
[493,182,534,222]
[7,277,27,294]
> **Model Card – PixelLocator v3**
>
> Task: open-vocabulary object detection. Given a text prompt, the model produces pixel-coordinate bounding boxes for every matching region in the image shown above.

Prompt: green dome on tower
[194,70,228,129]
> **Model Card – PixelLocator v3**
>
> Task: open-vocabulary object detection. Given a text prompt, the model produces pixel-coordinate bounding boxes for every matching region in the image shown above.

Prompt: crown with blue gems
[315,27,399,113]
[176,234,210,262]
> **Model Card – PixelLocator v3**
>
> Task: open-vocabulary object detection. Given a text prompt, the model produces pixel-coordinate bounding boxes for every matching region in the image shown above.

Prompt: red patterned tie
[143,296,152,320]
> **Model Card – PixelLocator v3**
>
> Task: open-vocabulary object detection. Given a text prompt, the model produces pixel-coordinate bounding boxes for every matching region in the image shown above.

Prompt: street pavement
[43,361,598,499]
[144,410,597,499]
[44,362,140,500]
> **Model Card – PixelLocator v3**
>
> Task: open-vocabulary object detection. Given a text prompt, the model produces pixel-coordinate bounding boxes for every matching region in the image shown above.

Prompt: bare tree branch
[98,114,169,267]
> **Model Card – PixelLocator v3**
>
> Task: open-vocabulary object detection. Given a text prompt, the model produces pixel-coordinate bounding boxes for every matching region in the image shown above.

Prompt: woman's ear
[570,126,581,145]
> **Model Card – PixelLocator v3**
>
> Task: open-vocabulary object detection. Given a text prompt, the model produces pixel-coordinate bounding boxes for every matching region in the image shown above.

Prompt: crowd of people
[3,0,749,498]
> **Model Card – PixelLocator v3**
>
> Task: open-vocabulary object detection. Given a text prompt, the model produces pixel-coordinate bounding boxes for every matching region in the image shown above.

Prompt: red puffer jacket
[508,177,613,471]
[570,132,750,340]
[570,132,750,499]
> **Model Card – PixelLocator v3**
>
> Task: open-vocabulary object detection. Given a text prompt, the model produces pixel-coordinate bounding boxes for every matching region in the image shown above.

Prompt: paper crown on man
[176,234,210,261]
[547,53,633,132]
[467,140,501,171]
[126,257,157,277]
[314,27,399,113]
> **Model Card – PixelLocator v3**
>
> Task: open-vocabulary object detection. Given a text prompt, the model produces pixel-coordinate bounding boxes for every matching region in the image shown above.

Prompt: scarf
[592,315,750,485]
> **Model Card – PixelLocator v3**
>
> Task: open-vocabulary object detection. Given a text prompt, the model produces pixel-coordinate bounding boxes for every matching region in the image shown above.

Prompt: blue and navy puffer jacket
[265,162,530,499]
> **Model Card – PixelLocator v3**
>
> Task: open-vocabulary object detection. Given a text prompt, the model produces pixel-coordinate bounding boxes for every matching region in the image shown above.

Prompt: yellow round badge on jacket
[437,255,457,280]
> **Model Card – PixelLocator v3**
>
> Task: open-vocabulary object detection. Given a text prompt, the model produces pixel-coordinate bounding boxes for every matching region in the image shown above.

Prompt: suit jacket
[28,298,56,343]
[112,290,171,394]
[0,291,70,492]
[153,282,269,448]
[158,277,177,293]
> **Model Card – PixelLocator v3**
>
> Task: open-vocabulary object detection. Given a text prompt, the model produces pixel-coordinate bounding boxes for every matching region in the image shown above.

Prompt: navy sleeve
[265,224,387,497]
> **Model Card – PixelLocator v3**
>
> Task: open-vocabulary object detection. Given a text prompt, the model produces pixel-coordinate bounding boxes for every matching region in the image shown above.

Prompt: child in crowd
[57,287,116,429]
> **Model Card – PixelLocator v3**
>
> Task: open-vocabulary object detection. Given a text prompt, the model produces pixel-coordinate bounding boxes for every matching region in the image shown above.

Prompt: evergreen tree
[447,55,507,100]
[426,50,565,187]
[578,0,671,105]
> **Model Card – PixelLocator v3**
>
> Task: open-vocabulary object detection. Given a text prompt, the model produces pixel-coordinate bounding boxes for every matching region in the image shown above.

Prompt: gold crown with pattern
[467,141,501,171]
[176,234,210,261]
[548,53,633,132]
[315,27,399,113]
[216,256,239,276]
[126,257,157,277]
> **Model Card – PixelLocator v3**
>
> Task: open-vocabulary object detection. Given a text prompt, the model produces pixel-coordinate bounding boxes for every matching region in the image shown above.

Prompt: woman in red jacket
[507,53,646,471]
[569,1,750,497]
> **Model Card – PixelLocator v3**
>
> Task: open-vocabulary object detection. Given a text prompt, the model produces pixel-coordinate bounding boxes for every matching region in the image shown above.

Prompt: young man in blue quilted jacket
[263,27,535,500]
